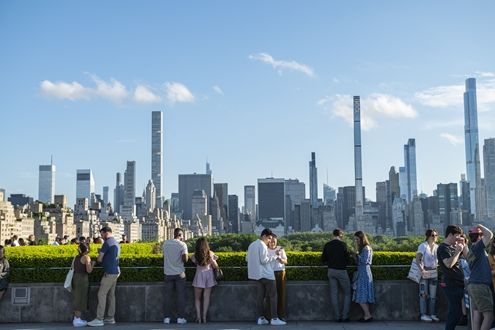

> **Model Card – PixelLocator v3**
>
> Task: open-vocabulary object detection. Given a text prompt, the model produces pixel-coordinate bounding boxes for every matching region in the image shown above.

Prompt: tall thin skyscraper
[464,78,483,220]
[206,161,212,175]
[484,138,495,220]
[76,169,94,202]
[151,111,163,208]
[38,160,56,204]
[244,185,256,222]
[404,138,418,203]
[309,152,318,208]
[353,96,364,217]
[122,161,136,221]
[114,172,124,213]
[102,186,109,205]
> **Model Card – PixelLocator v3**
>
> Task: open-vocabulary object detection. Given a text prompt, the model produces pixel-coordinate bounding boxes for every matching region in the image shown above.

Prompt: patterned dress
[353,246,375,303]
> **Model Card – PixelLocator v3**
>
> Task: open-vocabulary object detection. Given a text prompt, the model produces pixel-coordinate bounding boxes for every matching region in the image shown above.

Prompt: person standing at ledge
[71,242,95,327]
[87,227,120,327]
[163,228,188,325]
[416,229,439,322]
[0,245,10,302]
[466,225,494,330]
[437,224,467,330]
[246,228,286,326]
[352,231,374,322]
[321,228,351,323]
[267,234,288,321]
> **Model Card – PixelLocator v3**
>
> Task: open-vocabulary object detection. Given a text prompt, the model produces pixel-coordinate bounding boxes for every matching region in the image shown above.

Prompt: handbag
[213,267,224,281]
[407,258,421,283]
[64,257,76,292]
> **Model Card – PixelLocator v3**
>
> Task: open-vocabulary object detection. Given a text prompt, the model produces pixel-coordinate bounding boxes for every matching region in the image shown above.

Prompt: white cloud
[91,75,128,103]
[165,82,195,104]
[440,133,463,146]
[249,52,315,77]
[319,94,417,131]
[475,71,495,78]
[40,80,88,100]
[212,85,224,95]
[134,85,161,103]
[415,78,495,110]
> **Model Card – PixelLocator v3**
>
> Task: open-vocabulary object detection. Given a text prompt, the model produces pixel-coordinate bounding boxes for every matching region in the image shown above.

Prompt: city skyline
[1,1,495,207]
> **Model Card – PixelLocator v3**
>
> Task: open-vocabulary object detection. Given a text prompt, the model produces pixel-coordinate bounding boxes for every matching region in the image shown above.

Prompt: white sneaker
[73,317,87,327]
[420,315,432,322]
[163,317,171,324]
[271,318,287,326]
[87,318,104,327]
[430,315,440,322]
[257,316,269,325]
[103,317,116,324]
[177,317,187,324]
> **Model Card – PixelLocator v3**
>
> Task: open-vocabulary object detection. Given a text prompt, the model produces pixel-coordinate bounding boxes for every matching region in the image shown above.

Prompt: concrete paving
[0,321,453,330]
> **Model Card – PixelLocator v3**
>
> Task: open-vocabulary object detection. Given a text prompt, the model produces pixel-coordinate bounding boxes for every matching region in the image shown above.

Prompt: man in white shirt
[246,228,286,326]
[163,228,188,325]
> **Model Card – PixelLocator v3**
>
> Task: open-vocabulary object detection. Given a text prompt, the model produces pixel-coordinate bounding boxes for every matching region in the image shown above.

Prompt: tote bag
[64,257,76,292]
[407,258,421,283]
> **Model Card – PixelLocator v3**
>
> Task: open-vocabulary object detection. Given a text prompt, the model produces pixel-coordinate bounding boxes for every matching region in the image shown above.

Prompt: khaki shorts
[468,283,494,313]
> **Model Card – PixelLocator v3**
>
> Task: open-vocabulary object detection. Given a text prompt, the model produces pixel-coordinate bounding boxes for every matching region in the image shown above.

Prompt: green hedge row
[4,244,416,283]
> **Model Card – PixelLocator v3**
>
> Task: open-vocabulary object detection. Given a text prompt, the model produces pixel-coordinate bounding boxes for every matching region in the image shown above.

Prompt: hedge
[3,244,416,283]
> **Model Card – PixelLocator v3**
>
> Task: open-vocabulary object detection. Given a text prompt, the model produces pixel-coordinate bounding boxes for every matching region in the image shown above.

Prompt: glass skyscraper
[38,163,56,203]
[404,138,417,203]
[309,152,318,208]
[76,169,94,202]
[484,138,495,220]
[151,111,163,208]
[464,78,483,219]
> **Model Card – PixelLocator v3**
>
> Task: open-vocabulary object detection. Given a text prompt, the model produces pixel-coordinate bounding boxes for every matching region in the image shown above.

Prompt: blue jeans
[443,285,464,330]
[419,277,437,315]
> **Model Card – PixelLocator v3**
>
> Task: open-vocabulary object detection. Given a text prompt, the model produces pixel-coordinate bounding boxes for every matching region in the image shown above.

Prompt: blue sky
[1,1,495,206]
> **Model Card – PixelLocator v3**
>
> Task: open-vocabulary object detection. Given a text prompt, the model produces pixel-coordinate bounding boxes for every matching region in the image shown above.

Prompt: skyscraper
[228,195,240,233]
[484,138,495,220]
[437,183,459,226]
[309,152,318,208]
[114,172,124,214]
[399,166,407,200]
[244,185,256,222]
[206,161,212,175]
[76,169,94,202]
[178,174,212,220]
[323,184,336,206]
[102,186,109,205]
[353,96,364,218]
[464,78,483,220]
[38,162,56,204]
[404,138,418,203]
[121,161,136,221]
[145,179,156,212]
[214,183,229,232]
[151,111,163,208]
[258,178,285,221]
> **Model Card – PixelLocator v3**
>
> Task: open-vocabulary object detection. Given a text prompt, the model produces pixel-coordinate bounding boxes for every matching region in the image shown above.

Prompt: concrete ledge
[0,280,446,323]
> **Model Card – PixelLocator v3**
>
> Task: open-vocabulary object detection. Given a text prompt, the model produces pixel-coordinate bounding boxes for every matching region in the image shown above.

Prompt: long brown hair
[354,231,370,252]
[194,237,211,267]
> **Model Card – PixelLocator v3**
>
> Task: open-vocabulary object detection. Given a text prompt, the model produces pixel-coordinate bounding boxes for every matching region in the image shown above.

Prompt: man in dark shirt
[437,224,467,330]
[321,228,351,322]
[88,226,121,327]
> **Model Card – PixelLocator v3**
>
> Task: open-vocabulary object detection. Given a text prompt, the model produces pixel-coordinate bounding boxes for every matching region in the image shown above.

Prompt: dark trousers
[256,278,278,319]
[164,274,186,318]
[266,271,286,320]
[443,285,464,330]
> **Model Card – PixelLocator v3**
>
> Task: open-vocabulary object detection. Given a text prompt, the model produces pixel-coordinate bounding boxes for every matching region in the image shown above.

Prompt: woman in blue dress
[353,231,374,322]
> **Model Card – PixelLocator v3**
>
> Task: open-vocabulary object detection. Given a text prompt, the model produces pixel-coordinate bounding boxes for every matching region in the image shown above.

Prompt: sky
[1,1,495,207]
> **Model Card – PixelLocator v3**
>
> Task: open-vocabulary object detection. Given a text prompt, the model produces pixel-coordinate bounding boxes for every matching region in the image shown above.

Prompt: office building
[484,138,495,220]
[39,162,56,204]
[76,169,94,202]
[178,174,212,220]
[151,111,163,208]
[309,152,318,208]
[244,185,256,222]
[404,138,418,202]
[464,78,483,220]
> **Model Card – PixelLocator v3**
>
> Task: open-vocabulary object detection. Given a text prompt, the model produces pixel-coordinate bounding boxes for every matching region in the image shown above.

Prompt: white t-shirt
[417,241,438,269]
[163,239,188,276]
[246,239,277,280]
[268,248,287,272]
